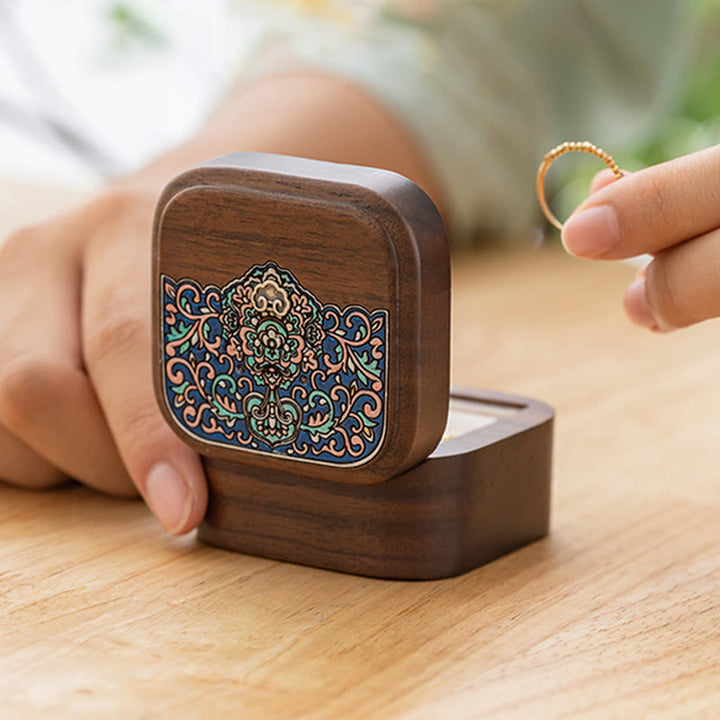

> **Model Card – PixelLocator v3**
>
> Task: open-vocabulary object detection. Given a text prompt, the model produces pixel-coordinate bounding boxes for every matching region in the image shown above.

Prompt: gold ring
[537,141,623,231]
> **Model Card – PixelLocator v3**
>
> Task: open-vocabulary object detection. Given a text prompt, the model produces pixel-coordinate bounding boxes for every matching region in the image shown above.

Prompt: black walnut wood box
[152,153,553,580]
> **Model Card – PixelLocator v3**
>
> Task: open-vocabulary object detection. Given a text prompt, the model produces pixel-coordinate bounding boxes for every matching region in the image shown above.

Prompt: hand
[561,144,720,332]
[0,187,207,533]
[0,72,439,534]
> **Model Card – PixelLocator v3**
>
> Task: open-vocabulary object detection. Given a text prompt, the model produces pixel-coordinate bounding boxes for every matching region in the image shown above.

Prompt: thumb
[82,211,207,534]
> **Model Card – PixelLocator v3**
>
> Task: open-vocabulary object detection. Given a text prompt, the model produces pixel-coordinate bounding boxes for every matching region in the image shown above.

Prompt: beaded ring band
[537,141,623,231]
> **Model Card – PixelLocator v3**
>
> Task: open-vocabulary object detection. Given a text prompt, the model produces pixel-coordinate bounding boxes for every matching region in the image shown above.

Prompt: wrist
[113,72,442,210]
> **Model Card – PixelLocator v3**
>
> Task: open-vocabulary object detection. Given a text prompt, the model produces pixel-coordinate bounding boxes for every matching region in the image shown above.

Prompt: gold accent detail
[537,141,623,231]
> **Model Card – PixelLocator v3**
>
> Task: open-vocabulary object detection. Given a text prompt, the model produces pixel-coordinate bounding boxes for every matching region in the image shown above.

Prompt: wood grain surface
[198,389,553,580]
[1,181,719,719]
[152,156,450,485]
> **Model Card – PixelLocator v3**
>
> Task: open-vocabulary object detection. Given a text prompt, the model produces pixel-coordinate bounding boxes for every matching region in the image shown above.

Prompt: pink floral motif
[160,262,387,464]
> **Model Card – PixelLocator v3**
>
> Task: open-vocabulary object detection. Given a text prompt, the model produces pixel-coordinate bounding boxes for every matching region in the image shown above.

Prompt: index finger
[562,144,720,260]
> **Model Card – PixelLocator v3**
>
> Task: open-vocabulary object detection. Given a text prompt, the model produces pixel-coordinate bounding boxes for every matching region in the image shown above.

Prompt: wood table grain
[1,181,718,719]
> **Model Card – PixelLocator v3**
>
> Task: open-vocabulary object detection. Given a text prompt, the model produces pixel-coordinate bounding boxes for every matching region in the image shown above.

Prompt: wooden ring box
[152,154,553,579]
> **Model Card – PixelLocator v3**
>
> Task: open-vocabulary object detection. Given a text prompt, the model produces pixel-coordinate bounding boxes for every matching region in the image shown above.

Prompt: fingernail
[145,462,193,535]
[624,277,658,330]
[562,205,620,258]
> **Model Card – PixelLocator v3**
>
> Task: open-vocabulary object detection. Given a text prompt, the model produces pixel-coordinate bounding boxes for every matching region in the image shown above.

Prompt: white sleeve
[233,0,688,240]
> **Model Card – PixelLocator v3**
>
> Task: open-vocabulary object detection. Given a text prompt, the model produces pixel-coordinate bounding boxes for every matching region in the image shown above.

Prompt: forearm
[118,72,443,208]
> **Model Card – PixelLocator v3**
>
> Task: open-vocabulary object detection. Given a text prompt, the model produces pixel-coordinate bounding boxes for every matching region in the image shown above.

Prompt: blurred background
[0,0,245,189]
[555,0,720,217]
[1,0,720,218]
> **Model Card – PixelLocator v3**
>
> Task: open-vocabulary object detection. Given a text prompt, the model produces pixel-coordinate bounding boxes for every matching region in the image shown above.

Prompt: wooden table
[1,182,719,718]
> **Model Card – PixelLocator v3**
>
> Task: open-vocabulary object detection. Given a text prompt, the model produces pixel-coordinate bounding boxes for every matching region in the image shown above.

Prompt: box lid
[152,153,450,484]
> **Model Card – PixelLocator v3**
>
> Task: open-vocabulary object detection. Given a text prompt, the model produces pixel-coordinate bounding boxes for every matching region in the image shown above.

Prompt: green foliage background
[558,0,720,220]
[624,0,720,165]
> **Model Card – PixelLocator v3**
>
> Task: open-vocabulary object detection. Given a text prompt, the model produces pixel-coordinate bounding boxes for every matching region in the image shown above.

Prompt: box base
[198,389,553,580]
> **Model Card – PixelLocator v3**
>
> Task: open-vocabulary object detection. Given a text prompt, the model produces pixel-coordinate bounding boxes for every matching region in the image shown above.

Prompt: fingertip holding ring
[537,141,624,231]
